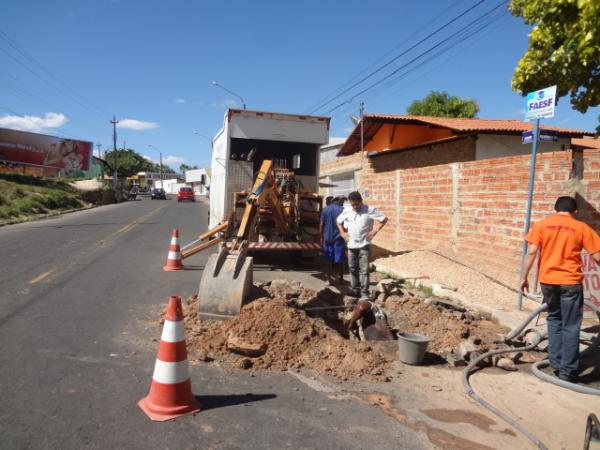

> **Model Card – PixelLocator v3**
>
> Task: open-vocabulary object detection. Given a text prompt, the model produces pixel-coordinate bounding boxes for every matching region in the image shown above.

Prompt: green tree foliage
[407,91,479,118]
[179,164,199,173]
[104,148,175,177]
[509,0,600,114]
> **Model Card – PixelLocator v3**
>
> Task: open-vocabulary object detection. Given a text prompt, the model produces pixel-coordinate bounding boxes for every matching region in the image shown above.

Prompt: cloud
[174,98,186,104]
[162,155,185,166]
[117,119,158,131]
[142,155,154,162]
[211,99,238,108]
[0,112,68,133]
[343,127,354,133]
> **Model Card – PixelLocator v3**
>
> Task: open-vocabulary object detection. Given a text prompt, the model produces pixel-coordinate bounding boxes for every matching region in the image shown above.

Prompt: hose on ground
[531,360,600,396]
[462,329,549,450]
[463,299,600,448]
[503,303,549,342]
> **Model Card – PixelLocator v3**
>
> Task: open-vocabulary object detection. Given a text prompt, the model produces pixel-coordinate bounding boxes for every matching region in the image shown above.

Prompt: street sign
[521,129,558,144]
[525,85,557,121]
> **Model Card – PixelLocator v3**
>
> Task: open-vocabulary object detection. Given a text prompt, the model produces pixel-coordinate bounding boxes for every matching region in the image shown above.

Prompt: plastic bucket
[397,332,430,365]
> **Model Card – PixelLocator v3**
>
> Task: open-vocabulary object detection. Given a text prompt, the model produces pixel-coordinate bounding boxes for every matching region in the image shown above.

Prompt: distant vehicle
[151,188,166,200]
[128,186,138,200]
[139,186,150,194]
[177,187,195,202]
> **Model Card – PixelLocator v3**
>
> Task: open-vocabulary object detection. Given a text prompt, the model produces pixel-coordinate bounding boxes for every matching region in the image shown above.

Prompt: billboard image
[0,127,92,171]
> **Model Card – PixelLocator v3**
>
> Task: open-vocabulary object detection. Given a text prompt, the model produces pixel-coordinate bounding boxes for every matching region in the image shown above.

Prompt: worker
[320,196,345,285]
[336,191,388,300]
[520,196,600,383]
[344,300,394,341]
[325,196,334,206]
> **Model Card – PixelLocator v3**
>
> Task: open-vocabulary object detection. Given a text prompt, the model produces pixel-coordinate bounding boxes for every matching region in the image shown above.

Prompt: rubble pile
[182,292,392,381]
[170,278,512,379]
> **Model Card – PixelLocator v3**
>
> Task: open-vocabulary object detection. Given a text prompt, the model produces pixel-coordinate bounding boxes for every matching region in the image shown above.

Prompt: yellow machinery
[187,160,322,319]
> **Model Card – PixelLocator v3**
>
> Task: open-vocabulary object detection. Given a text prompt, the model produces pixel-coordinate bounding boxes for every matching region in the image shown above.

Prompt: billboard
[0,127,92,171]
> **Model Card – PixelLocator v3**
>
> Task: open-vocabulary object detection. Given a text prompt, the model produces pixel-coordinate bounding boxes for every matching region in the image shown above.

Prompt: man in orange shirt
[520,196,600,382]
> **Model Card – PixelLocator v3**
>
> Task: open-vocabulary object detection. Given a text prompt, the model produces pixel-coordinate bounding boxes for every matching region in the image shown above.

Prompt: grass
[0,173,86,223]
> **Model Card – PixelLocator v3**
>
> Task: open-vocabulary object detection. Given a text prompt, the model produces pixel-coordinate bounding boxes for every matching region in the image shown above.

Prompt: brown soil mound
[181,295,391,381]
[385,295,508,352]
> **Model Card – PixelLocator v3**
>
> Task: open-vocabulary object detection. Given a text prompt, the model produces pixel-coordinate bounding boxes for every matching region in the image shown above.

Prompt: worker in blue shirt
[320,196,346,285]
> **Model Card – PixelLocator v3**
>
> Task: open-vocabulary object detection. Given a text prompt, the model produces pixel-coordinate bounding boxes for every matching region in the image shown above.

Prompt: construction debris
[169,279,511,380]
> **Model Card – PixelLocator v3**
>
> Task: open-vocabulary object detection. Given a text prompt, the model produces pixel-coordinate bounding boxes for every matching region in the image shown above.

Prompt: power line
[328,9,511,125]
[307,0,489,115]
[0,29,109,118]
[323,1,509,115]
[330,7,510,121]
[302,0,465,114]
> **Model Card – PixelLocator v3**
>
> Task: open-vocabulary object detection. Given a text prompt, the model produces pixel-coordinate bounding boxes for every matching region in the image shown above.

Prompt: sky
[1,0,598,170]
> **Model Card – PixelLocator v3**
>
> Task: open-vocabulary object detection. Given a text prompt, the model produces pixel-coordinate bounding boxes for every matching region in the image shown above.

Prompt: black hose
[462,329,549,450]
[531,360,600,396]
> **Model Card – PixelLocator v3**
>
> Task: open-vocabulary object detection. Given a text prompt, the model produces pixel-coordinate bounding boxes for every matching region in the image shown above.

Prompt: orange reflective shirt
[525,214,600,285]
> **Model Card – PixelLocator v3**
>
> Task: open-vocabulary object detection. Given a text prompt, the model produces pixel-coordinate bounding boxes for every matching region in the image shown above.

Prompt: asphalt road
[0,196,425,450]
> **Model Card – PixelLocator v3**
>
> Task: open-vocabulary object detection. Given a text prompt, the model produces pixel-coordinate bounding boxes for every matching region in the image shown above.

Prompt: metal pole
[360,101,364,154]
[517,118,541,310]
[159,152,163,189]
[110,116,118,188]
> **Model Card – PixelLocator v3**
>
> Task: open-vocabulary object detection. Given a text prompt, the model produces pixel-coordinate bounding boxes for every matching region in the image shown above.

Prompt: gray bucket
[397,332,430,365]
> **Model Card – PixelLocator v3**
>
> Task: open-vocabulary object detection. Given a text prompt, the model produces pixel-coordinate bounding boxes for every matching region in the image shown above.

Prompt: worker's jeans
[540,283,584,379]
[348,245,370,299]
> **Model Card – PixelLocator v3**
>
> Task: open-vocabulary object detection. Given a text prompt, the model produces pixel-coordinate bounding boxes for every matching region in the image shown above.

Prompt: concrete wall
[475,134,570,160]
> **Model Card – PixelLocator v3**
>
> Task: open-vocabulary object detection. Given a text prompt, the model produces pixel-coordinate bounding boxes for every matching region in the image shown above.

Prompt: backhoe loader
[187,160,322,319]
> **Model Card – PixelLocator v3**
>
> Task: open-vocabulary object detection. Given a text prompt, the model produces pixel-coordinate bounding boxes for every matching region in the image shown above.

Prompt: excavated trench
[175,280,511,381]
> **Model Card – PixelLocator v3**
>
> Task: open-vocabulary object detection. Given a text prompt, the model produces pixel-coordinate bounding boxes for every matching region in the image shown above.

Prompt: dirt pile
[182,294,391,381]
[384,294,509,353]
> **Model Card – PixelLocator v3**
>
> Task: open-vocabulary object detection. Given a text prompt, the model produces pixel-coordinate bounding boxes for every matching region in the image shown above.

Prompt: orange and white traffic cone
[138,295,201,421]
[163,229,184,271]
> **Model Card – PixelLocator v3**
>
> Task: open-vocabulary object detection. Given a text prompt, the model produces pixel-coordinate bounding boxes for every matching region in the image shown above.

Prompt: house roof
[339,114,594,156]
[571,137,600,149]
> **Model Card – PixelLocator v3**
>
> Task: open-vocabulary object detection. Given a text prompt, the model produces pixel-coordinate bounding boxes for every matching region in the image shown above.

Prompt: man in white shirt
[336,191,388,300]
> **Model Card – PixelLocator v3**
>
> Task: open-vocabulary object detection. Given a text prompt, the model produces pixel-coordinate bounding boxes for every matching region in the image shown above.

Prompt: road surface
[0,197,425,449]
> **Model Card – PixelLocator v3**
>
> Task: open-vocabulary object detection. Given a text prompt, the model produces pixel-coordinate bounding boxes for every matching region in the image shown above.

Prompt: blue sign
[522,129,559,144]
[525,85,557,121]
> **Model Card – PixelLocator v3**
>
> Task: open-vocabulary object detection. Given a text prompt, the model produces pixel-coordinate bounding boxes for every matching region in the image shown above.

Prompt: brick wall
[356,143,600,284]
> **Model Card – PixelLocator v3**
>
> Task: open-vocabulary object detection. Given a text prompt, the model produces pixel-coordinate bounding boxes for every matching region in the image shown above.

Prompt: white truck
[209,109,330,228]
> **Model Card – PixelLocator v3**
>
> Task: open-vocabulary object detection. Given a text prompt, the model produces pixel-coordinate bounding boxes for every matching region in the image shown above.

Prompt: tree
[179,164,198,173]
[407,91,479,118]
[104,149,151,178]
[509,0,600,114]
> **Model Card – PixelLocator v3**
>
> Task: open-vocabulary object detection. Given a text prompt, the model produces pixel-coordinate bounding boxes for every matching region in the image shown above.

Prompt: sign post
[516,85,557,310]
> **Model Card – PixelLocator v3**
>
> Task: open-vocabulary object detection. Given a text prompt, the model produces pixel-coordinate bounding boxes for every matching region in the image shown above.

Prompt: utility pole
[96,142,102,158]
[359,101,364,154]
[159,152,163,189]
[110,116,119,188]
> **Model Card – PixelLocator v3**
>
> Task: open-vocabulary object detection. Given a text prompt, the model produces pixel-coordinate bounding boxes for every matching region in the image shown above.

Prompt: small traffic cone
[138,295,201,421]
[163,229,184,271]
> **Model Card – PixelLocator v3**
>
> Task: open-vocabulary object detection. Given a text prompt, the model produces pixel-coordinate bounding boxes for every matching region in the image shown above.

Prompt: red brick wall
[357,144,600,283]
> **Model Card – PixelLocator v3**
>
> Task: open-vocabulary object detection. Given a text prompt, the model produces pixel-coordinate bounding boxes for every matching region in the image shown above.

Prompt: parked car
[177,187,195,202]
[151,188,166,200]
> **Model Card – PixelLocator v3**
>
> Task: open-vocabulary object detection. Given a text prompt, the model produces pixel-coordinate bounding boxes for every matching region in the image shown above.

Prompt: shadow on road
[197,393,277,411]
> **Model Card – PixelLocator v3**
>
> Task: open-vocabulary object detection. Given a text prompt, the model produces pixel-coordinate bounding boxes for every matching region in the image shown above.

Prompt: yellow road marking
[102,204,168,241]
[29,270,54,284]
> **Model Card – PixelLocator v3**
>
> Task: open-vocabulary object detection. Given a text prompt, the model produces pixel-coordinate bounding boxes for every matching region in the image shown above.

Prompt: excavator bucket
[197,246,253,320]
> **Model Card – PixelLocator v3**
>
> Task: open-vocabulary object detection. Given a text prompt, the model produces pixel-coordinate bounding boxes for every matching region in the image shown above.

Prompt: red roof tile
[339,114,594,156]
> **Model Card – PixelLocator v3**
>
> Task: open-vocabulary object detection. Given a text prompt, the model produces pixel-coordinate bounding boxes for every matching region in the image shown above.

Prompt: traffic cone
[138,295,201,421]
[163,229,184,271]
